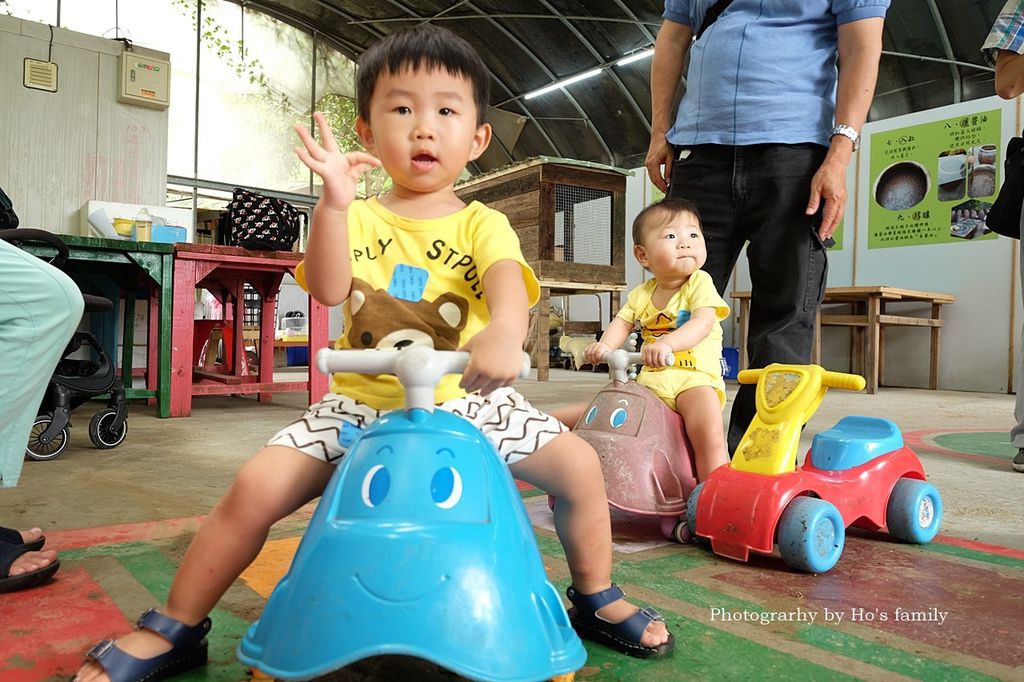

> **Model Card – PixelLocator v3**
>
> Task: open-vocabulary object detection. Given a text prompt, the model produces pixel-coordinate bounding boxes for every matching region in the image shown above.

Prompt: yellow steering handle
[737,369,762,385]
[821,370,866,392]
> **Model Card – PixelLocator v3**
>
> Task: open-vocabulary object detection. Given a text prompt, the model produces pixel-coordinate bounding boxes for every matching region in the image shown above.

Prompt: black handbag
[985,134,1024,239]
[227,187,301,251]
[0,186,19,229]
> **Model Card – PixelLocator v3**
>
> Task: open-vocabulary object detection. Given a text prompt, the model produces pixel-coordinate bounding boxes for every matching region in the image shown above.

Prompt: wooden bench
[731,286,955,394]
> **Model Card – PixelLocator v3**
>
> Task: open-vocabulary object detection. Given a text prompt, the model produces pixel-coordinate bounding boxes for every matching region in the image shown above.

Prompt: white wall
[0,14,169,234]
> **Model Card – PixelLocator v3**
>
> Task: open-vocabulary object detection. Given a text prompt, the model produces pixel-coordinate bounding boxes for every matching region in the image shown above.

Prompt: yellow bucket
[113,218,134,237]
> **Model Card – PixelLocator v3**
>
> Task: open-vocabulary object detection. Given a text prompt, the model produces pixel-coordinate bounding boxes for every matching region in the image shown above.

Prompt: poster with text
[868,109,1001,249]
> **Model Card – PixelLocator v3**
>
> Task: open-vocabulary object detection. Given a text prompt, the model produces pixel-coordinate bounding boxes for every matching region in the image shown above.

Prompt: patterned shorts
[267,387,568,465]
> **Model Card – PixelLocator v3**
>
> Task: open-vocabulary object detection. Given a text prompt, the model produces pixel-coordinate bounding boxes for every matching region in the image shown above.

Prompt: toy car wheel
[89,409,128,449]
[685,482,707,543]
[777,496,846,573]
[672,520,693,544]
[885,478,942,544]
[26,417,69,461]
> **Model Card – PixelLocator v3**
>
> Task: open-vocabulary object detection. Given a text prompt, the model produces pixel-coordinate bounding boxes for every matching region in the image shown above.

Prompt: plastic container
[280,317,308,333]
[286,347,309,366]
[133,208,153,241]
[152,225,187,244]
[113,218,134,237]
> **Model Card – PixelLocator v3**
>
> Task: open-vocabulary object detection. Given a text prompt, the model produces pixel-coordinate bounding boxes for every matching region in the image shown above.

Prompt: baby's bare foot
[8,549,56,576]
[74,628,173,682]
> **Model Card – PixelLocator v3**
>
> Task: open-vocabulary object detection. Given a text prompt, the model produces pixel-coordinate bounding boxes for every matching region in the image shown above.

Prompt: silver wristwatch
[830,124,860,151]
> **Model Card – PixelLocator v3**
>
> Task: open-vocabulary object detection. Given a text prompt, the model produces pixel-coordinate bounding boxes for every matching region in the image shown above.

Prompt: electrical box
[118,51,170,110]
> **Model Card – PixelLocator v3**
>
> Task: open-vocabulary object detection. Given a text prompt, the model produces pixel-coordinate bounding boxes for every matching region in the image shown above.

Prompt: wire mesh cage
[243,284,263,327]
[554,184,613,265]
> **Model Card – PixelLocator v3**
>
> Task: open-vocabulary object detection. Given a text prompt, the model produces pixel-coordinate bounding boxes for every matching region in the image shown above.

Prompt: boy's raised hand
[294,112,381,211]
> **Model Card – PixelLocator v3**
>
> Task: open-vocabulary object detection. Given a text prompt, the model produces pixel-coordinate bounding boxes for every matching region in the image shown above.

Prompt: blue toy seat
[810,416,904,471]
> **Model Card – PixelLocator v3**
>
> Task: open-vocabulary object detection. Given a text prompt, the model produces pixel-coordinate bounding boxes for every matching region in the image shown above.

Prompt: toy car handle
[821,371,867,392]
[737,368,866,392]
[603,349,674,383]
[316,347,532,412]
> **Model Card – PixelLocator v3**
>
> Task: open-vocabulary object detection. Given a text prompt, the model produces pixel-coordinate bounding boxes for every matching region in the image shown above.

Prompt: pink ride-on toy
[559,349,698,543]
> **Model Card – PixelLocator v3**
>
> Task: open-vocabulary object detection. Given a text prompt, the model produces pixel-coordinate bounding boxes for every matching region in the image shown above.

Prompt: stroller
[0,229,128,460]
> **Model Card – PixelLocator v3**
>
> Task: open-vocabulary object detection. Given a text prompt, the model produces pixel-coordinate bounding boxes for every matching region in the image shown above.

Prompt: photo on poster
[936,148,966,202]
[874,161,929,211]
[949,199,993,240]
[867,109,1001,249]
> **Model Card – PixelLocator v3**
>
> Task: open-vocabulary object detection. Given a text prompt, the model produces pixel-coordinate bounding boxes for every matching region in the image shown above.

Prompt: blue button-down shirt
[663,0,889,147]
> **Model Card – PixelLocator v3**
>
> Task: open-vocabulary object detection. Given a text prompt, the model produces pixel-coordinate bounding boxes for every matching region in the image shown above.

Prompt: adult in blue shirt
[647,0,888,453]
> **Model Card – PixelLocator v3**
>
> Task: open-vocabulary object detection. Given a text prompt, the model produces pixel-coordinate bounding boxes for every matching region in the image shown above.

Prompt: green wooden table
[24,234,175,418]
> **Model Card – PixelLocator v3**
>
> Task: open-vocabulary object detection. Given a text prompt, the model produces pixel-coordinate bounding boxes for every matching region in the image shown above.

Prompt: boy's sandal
[566,584,675,658]
[0,525,45,551]
[0,542,59,593]
[83,609,212,682]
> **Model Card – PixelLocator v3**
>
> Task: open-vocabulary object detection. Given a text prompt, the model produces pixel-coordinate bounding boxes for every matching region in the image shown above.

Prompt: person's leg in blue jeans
[0,239,84,487]
[669,143,828,452]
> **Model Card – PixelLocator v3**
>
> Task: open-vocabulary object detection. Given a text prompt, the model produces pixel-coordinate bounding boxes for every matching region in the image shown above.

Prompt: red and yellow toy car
[687,364,942,573]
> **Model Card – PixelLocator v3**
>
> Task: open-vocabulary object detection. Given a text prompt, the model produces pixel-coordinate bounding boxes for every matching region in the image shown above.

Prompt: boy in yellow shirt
[75,25,672,682]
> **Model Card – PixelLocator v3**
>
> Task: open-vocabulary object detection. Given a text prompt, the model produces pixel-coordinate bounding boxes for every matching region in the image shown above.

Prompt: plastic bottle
[133,208,153,241]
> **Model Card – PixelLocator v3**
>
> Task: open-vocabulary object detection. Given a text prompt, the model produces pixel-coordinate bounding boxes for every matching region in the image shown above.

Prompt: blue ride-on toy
[237,346,586,681]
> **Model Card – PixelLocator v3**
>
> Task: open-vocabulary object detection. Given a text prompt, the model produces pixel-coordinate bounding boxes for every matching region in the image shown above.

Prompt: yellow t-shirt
[296,197,539,410]
[617,271,730,379]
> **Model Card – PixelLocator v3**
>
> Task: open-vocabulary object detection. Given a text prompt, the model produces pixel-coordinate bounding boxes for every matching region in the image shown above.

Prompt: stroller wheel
[89,409,128,449]
[26,417,70,461]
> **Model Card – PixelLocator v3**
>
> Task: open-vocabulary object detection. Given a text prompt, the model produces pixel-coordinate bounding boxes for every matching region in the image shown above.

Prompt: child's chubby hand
[585,341,613,366]
[641,341,674,368]
[294,112,381,212]
[459,323,525,396]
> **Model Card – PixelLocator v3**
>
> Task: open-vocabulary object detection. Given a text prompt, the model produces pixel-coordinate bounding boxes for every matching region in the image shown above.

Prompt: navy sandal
[84,609,212,682]
[0,542,59,593]
[0,525,45,551]
[566,584,675,658]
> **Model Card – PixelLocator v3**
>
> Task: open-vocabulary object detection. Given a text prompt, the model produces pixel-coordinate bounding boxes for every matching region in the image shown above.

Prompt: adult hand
[294,112,381,212]
[805,158,848,240]
[645,134,674,193]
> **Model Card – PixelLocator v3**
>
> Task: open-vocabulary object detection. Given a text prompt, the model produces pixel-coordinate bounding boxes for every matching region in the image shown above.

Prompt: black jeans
[667,143,829,453]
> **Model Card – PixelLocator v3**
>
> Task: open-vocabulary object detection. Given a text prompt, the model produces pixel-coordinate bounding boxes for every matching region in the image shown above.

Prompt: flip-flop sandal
[84,609,211,682]
[0,541,59,593]
[566,583,675,658]
[0,525,45,551]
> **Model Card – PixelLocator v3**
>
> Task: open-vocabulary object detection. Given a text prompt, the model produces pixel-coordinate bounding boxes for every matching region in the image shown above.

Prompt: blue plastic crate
[721,347,739,380]
[286,346,309,366]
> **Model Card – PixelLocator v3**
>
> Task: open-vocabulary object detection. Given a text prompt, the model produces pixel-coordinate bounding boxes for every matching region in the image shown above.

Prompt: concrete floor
[6,368,1022,549]
[3,368,1023,680]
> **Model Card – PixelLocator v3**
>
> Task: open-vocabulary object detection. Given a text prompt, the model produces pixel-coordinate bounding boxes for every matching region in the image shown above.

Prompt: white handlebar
[603,349,642,383]
[603,349,673,382]
[316,347,531,411]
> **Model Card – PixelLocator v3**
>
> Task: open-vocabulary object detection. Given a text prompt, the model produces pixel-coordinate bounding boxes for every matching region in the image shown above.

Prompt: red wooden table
[170,243,329,417]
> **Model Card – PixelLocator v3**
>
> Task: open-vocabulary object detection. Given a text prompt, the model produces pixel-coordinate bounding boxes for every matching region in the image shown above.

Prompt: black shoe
[1014,448,1024,473]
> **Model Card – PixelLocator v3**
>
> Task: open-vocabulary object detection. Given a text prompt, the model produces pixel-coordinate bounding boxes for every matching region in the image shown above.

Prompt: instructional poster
[868,109,1001,249]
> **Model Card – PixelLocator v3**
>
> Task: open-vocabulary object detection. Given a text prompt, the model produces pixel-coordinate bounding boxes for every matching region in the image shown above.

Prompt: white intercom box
[118,50,170,110]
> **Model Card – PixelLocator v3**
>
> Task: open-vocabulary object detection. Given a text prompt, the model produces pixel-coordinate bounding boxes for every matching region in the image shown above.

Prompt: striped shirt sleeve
[982,0,1024,66]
